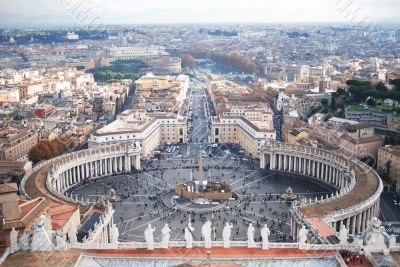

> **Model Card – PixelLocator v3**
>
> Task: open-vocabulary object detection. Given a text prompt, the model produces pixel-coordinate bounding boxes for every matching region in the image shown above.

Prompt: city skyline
[0,0,399,27]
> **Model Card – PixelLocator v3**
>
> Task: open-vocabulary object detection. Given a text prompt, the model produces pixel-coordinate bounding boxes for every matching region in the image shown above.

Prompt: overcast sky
[0,0,399,26]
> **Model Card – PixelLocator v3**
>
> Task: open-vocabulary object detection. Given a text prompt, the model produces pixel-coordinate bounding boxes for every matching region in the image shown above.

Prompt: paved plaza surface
[69,85,336,243]
[71,153,335,243]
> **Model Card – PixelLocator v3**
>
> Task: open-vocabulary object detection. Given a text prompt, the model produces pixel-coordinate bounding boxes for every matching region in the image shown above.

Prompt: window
[215,128,219,135]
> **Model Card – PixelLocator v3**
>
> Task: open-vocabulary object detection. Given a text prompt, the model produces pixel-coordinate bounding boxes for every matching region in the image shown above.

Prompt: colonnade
[265,152,350,190]
[260,141,382,238]
[48,144,141,195]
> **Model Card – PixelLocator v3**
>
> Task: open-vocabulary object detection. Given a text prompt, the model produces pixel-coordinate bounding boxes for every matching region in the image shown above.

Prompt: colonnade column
[127,155,132,172]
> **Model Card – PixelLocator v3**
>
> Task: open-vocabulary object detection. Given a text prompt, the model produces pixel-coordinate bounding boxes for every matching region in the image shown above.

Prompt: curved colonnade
[20,144,141,204]
[260,141,382,239]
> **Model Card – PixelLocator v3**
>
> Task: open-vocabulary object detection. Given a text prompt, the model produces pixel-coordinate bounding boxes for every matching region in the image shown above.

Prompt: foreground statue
[261,224,270,249]
[185,221,195,248]
[31,215,52,251]
[339,224,349,245]
[161,224,171,249]
[202,220,212,249]
[144,223,156,250]
[247,223,256,248]
[10,227,19,253]
[55,230,68,251]
[111,224,119,244]
[68,225,78,244]
[19,231,30,251]
[298,225,308,245]
[223,222,233,248]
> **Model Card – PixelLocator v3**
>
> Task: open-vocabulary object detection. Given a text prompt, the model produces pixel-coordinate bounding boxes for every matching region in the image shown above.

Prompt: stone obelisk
[198,153,206,191]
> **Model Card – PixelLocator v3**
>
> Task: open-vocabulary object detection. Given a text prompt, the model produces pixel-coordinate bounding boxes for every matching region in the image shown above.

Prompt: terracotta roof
[3,197,50,230]
[341,134,384,144]
[345,123,374,131]
[3,247,340,267]
[306,217,335,237]
[50,202,78,229]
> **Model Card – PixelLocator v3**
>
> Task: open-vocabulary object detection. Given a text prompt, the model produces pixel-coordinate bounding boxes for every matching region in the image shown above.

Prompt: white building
[89,109,187,157]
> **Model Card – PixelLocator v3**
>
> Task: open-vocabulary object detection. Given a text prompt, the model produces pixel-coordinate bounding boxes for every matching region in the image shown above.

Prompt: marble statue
[161,224,171,249]
[222,222,233,248]
[261,224,270,249]
[10,227,19,252]
[45,215,53,237]
[31,215,53,251]
[111,224,119,244]
[339,224,349,245]
[298,225,308,245]
[362,217,390,254]
[67,225,78,244]
[247,223,256,248]
[144,223,155,250]
[55,230,67,251]
[19,231,30,251]
[202,220,212,249]
[185,222,195,248]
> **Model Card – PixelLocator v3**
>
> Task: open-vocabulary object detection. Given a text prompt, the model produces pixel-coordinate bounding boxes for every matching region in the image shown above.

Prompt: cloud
[0,0,398,25]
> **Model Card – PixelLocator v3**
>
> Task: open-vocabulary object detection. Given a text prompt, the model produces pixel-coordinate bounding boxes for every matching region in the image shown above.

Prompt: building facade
[378,145,400,192]
[0,130,38,161]
[210,116,276,158]
[89,109,187,157]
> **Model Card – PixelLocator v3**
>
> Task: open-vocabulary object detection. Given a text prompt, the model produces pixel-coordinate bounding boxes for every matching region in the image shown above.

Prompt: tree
[336,88,346,96]
[389,79,400,91]
[375,82,388,92]
[28,136,70,164]
[181,54,196,70]
[335,98,344,109]
[366,97,377,106]
[321,99,329,107]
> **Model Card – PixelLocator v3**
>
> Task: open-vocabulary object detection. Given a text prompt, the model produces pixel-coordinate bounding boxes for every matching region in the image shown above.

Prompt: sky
[0,0,399,27]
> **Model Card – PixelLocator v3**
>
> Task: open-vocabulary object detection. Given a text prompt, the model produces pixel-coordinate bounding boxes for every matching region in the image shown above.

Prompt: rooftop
[300,159,379,218]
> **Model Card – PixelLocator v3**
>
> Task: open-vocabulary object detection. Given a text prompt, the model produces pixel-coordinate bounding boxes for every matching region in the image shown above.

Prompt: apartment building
[210,116,275,158]
[378,145,400,192]
[89,109,187,157]
[134,73,189,113]
[0,129,38,161]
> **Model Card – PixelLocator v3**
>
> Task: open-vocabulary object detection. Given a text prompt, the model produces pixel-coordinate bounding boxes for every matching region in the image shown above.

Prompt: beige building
[210,116,275,158]
[0,129,38,161]
[134,73,189,113]
[339,123,384,158]
[89,109,187,157]
[387,115,400,132]
[378,145,400,192]
[309,122,384,158]
[208,76,276,158]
